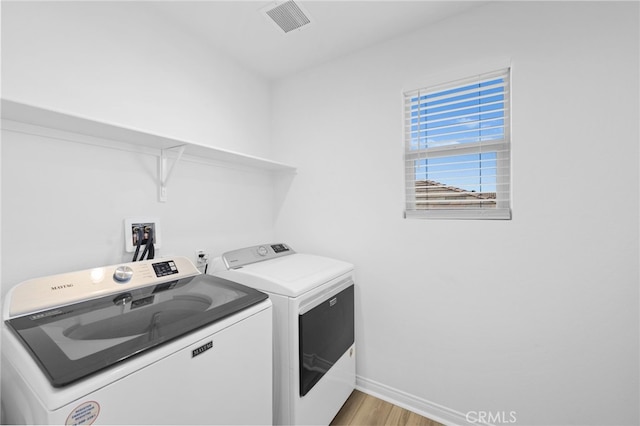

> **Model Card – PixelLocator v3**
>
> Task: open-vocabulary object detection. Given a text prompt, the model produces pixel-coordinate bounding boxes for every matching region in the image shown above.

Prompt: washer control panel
[222,243,295,269]
[7,257,200,317]
[152,260,179,277]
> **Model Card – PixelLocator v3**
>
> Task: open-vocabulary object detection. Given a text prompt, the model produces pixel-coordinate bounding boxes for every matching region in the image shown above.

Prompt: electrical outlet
[124,218,162,252]
[195,250,209,272]
[195,250,209,265]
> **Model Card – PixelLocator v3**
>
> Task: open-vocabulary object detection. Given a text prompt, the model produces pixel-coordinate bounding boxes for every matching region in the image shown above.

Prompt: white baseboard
[355,375,474,426]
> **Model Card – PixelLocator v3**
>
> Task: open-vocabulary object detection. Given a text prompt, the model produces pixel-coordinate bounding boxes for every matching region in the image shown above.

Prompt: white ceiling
[149,1,489,81]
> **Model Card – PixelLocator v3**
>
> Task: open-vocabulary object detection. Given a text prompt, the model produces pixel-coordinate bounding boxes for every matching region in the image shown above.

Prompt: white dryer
[211,243,355,426]
[2,257,272,425]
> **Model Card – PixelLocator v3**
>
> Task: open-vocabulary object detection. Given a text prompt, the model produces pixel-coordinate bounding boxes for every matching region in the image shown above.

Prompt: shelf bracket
[159,144,186,202]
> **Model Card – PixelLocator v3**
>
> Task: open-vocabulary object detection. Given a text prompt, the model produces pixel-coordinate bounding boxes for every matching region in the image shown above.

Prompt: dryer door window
[298,284,354,396]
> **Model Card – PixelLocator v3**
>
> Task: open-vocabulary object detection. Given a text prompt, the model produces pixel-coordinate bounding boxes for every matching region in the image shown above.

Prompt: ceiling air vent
[263,0,312,34]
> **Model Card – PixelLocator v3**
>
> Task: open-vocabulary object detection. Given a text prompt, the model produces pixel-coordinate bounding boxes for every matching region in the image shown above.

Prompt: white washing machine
[211,243,355,426]
[1,256,272,425]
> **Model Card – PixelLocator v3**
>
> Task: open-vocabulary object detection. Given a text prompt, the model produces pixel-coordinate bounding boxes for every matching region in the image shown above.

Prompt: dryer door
[298,281,354,396]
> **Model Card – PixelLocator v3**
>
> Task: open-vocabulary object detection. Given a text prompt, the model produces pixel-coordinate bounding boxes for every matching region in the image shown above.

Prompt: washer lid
[214,253,353,297]
[5,275,268,387]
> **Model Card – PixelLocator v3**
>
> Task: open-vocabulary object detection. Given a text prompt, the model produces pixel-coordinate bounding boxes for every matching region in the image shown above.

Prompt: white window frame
[403,68,512,220]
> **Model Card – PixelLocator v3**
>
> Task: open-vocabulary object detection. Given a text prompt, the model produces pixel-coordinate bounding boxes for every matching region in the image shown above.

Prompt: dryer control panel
[221,243,295,269]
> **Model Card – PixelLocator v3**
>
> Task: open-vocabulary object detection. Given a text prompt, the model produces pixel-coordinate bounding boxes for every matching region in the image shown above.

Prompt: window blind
[404,68,511,219]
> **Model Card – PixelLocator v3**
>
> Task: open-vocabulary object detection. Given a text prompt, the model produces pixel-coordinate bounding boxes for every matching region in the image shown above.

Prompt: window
[404,68,511,219]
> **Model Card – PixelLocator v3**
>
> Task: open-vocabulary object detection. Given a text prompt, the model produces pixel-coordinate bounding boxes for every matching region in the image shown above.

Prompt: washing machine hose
[132,227,143,262]
[139,227,155,261]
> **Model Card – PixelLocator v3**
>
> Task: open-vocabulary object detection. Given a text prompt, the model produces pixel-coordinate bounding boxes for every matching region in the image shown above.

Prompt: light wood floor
[331,390,444,426]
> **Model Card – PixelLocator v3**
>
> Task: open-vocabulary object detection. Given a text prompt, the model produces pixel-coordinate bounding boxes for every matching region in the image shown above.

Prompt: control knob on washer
[257,246,268,256]
[113,266,134,283]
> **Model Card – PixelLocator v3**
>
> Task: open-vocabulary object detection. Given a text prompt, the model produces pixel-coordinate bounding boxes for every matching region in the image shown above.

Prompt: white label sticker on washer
[65,401,100,425]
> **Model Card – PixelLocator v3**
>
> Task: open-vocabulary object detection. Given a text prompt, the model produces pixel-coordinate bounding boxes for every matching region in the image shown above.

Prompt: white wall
[272,2,639,425]
[1,1,271,158]
[1,2,279,291]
